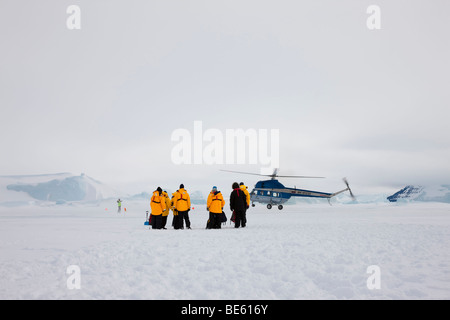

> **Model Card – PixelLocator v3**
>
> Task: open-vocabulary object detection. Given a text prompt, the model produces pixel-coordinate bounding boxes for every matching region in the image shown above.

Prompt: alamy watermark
[171,121,279,173]
[66,5,81,30]
[66,265,81,290]
[367,5,381,30]
[366,265,381,290]
[65,4,381,31]
[66,4,381,30]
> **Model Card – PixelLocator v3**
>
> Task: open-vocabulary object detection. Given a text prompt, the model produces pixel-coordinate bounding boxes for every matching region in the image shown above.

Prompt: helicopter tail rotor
[343,177,356,201]
[330,178,356,201]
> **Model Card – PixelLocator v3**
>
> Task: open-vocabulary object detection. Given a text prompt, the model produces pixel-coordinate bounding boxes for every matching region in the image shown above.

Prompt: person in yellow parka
[173,184,191,229]
[150,187,166,229]
[170,192,180,229]
[161,190,171,230]
[240,182,250,225]
[206,186,225,229]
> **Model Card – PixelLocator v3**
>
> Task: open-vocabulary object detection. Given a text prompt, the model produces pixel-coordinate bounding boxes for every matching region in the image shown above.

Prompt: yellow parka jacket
[207,191,225,214]
[150,190,166,216]
[173,188,191,212]
[171,193,178,216]
[240,185,250,207]
[162,191,171,217]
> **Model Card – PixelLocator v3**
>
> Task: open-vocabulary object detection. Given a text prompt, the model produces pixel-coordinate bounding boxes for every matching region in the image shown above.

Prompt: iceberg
[387,185,450,203]
[1,173,118,205]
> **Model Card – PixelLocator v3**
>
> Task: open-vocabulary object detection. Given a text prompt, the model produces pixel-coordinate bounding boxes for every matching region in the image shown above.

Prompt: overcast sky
[1,0,449,196]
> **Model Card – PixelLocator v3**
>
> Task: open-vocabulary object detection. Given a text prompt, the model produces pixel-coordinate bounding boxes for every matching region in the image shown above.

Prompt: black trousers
[172,214,180,229]
[243,206,247,224]
[234,210,246,228]
[161,215,168,228]
[152,215,162,229]
[207,212,222,229]
[178,210,191,229]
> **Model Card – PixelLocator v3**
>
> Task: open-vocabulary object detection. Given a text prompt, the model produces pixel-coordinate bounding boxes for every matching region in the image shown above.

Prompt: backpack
[221,211,227,223]
[230,210,236,223]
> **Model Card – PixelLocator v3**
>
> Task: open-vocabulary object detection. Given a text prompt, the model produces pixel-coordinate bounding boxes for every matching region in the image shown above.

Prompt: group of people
[149,184,192,230]
[148,182,250,230]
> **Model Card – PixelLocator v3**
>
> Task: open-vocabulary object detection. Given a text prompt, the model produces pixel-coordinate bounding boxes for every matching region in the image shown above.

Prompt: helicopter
[221,168,355,210]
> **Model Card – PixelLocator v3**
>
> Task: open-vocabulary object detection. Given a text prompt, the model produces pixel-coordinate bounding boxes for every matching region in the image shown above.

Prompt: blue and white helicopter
[221,169,355,210]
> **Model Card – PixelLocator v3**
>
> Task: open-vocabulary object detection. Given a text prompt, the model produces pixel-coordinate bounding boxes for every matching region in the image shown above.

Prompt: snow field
[0,201,449,299]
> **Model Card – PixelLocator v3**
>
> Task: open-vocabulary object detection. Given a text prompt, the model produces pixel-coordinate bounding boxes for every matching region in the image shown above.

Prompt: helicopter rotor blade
[220,169,325,179]
[219,169,272,177]
[343,177,356,200]
[275,175,325,178]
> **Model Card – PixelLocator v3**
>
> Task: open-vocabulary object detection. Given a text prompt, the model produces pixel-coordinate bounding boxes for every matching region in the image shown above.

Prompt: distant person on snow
[150,187,166,229]
[173,184,191,229]
[230,182,247,228]
[206,186,225,229]
[117,199,122,213]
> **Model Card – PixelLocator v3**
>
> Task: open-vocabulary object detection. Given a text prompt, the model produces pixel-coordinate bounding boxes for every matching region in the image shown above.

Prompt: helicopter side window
[273,192,278,197]
[266,191,271,196]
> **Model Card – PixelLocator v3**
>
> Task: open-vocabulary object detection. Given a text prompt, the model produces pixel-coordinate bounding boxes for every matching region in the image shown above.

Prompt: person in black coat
[230,182,247,228]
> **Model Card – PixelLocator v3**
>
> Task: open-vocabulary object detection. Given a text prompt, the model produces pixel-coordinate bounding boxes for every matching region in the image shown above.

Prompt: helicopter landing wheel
[278,205,283,210]
[267,204,272,209]
[252,203,255,207]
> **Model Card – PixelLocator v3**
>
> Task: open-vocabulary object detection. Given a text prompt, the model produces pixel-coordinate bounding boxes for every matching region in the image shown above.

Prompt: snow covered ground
[0,201,449,300]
